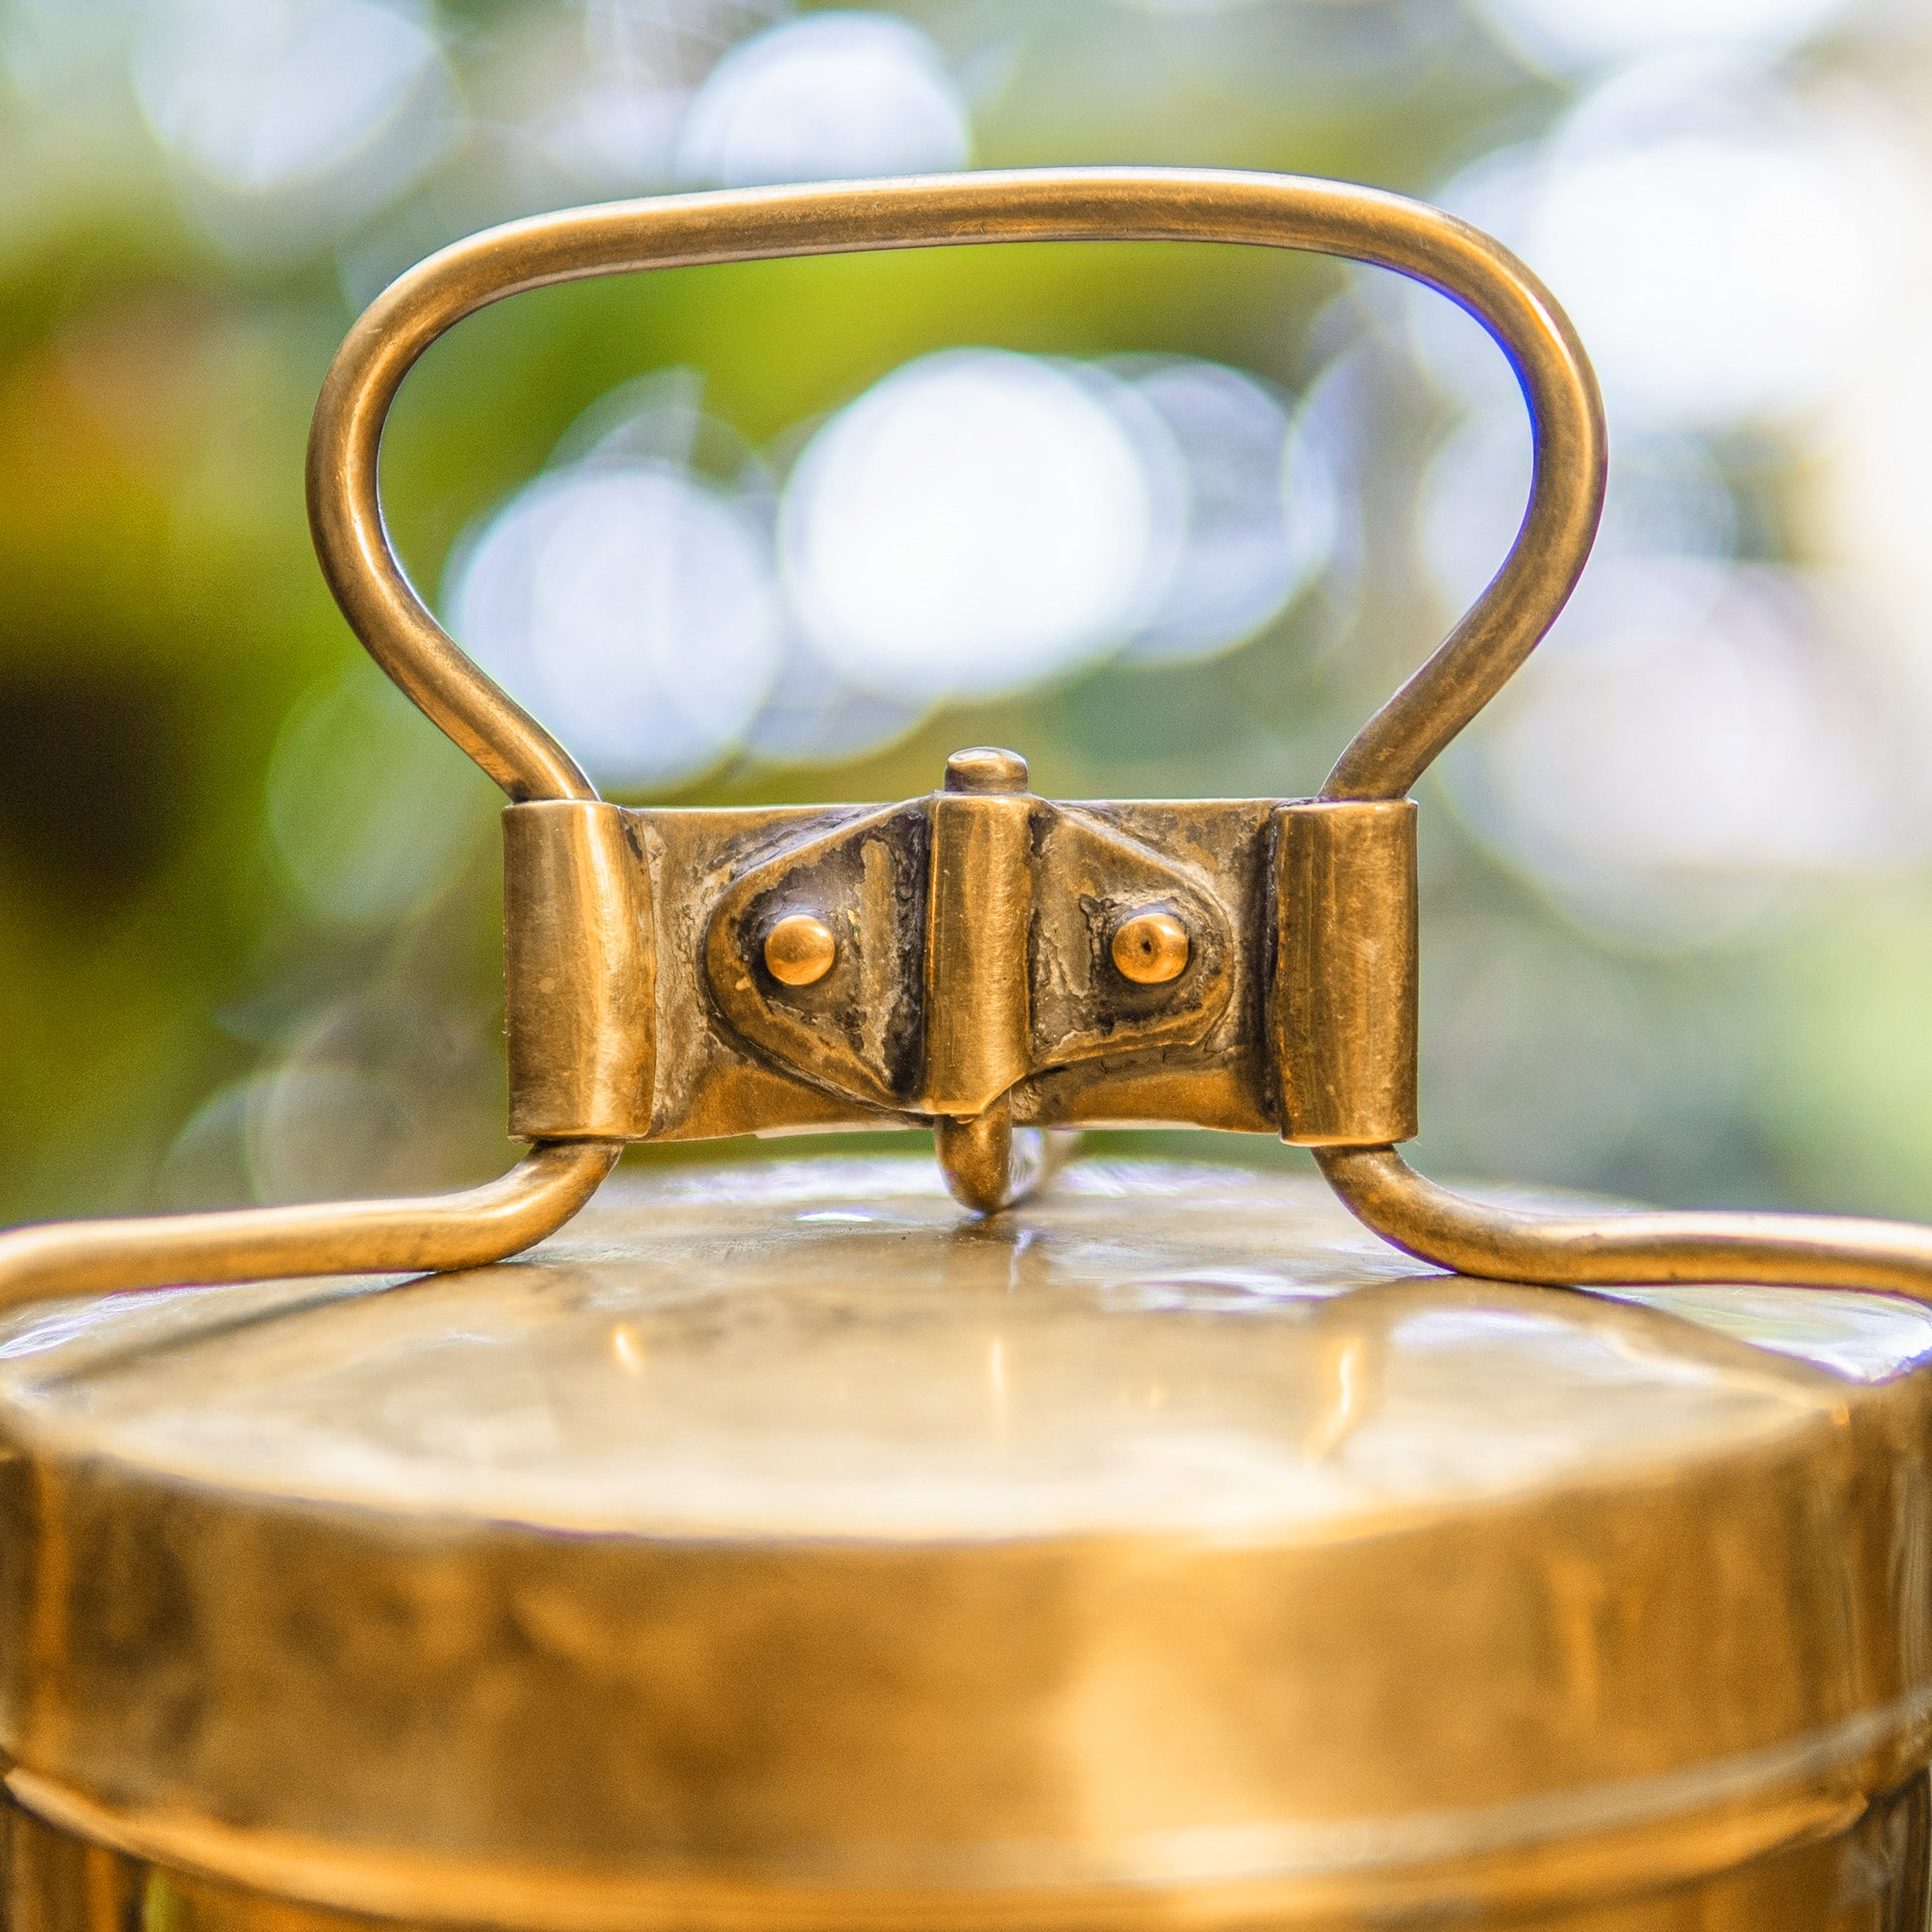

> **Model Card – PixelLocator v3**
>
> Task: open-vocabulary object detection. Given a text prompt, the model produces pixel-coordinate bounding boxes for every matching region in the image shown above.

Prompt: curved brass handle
[304,166,1606,804]
[13,169,1932,1313]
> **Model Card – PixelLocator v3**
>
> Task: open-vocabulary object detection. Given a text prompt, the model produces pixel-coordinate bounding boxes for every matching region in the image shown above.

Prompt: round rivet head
[764,914,838,987]
[1111,910,1189,985]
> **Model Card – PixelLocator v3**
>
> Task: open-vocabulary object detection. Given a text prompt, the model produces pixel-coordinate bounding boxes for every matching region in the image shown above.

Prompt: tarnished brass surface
[1274,801,1418,1147]
[614,768,1406,1204]
[699,801,926,1129]
[3,1158,1932,1929]
[687,767,1267,1147]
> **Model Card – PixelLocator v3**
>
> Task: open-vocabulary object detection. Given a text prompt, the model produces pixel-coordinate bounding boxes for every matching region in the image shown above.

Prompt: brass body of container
[3,1158,1931,1930]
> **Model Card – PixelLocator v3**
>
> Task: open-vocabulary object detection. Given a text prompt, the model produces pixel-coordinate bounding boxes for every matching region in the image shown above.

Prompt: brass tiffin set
[4,170,1932,1930]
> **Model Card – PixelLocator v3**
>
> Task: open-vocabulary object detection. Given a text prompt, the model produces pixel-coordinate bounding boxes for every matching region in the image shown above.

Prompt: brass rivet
[764,914,838,987]
[1111,910,1188,985]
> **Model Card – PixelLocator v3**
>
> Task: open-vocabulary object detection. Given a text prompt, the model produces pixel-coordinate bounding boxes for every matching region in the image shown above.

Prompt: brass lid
[2,1158,1930,1927]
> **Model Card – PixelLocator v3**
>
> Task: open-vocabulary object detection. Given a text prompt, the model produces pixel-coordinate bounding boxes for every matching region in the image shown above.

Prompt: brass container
[4,1160,1932,1929]
[11,165,1932,1930]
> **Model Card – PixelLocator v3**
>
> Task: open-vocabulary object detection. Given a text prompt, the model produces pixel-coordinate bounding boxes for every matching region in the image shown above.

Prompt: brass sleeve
[504,802,656,1140]
[1274,802,1418,1146]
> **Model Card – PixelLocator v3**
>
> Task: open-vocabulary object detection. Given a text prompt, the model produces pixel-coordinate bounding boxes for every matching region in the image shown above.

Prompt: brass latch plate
[504,749,1419,1182]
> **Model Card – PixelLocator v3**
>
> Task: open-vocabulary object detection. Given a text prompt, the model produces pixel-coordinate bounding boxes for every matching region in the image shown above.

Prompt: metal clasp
[503,746,1419,1211]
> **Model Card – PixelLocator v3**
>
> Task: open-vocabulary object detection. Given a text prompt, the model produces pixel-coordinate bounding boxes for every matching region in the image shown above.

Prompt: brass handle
[15,169,1932,1311]
[304,166,1606,805]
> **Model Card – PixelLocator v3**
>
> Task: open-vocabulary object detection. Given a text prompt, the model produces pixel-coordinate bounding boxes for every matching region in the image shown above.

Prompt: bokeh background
[5,0,1932,1226]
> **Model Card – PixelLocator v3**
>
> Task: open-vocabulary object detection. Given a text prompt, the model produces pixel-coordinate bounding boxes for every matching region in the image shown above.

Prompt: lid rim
[1,1751,1896,1932]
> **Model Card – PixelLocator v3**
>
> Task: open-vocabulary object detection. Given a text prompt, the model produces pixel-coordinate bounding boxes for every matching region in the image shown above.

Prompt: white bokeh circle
[677,13,969,189]
[1411,75,1914,433]
[779,350,1167,705]
[133,0,454,243]
[1471,0,1856,74]
[1419,414,1736,616]
[1444,562,1900,944]
[450,466,782,793]
[1117,357,1338,664]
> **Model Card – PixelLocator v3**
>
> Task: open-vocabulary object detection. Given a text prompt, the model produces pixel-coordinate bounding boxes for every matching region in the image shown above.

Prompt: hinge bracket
[504,747,1418,1209]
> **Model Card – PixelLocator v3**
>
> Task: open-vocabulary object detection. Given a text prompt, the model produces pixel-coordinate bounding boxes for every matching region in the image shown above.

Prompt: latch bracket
[503,747,1418,1209]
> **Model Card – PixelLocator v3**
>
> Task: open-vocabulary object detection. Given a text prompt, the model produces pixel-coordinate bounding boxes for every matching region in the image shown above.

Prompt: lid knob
[944,748,1030,795]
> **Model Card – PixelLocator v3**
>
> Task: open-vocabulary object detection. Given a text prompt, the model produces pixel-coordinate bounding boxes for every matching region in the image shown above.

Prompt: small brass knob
[1111,910,1189,985]
[945,747,1030,795]
[764,914,838,987]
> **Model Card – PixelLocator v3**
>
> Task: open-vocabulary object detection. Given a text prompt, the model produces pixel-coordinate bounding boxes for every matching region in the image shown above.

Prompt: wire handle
[304,166,1606,805]
[11,167,1932,1310]
[287,166,1932,1300]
